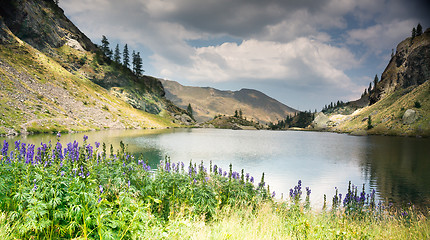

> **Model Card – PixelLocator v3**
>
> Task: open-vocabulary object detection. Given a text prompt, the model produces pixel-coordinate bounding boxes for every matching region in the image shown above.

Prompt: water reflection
[1,128,429,208]
[362,136,430,207]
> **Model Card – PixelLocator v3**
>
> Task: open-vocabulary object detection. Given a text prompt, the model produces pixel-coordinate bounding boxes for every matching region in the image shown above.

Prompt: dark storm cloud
[152,0,327,37]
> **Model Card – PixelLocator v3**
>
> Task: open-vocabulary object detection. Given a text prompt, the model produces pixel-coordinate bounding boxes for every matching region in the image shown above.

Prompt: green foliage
[416,23,423,36]
[123,44,129,68]
[414,101,421,108]
[186,103,195,121]
[367,115,373,130]
[0,138,272,238]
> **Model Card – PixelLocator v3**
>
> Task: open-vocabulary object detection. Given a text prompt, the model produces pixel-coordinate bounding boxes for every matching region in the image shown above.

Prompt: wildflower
[128,180,130,188]
[95,142,100,148]
[99,185,104,194]
[57,132,61,138]
[98,197,102,203]
[272,191,276,198]
[60,171,65,177]
[306,187,311,196]
[2,140,9,157]
[250,176,254,183]
[83,135,88,141]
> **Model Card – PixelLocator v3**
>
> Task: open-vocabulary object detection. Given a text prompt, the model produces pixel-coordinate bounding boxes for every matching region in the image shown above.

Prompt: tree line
[98,35,144,77]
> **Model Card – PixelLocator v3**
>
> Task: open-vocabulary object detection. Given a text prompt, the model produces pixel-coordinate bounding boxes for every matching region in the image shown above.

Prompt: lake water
[2,128,430,208]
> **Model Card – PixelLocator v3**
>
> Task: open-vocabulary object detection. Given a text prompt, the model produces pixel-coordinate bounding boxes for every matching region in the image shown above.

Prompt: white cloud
[155,38,360,92]
[347,19,417,53]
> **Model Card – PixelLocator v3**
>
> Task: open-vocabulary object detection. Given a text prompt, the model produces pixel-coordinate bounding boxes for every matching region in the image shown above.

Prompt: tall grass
[0,136,428,239]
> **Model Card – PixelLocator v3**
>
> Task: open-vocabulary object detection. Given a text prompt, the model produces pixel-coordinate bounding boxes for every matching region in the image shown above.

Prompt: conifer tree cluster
[269,111,315,130]
[322,100,346,113]
[360,74,379,98]
[411,23,423,40]
[98,35,144,77]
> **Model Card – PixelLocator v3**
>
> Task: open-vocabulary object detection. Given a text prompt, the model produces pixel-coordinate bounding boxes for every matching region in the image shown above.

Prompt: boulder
[402,109,418,124]
[311,112,330,130]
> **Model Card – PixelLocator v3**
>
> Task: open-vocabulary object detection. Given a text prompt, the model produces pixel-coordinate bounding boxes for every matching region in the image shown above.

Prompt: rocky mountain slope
[161,79,297,124]
[312,28,430,137]
[0,0,188,135]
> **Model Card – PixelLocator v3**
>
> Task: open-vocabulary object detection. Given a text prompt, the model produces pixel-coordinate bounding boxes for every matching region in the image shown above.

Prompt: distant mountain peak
[160,79,297,123]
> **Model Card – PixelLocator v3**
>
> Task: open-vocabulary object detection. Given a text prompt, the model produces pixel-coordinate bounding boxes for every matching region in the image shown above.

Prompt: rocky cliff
[312,29,430,137]
[370,28,430,104]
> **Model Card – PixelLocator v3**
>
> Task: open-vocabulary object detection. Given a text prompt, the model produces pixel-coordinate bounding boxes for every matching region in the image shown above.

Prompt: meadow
[0,135,428,239]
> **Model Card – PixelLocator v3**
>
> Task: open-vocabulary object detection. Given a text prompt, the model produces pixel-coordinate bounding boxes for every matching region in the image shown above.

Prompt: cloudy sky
[60,0,430,110]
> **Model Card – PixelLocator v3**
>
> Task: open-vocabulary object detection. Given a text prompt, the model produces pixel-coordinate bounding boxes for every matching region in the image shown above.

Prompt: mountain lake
[2,128,429,209]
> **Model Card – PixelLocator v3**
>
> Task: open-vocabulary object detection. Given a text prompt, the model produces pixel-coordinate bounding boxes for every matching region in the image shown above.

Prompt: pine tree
[100,35,112,59]
[234,110,238,118]
[412,27,416,39]
[132,51,136,74]
[373,74,379,89]
[239,109,243,119]
[113,44,121,64]
[368,82,372,94]
[187,103,194,120]
[132,52,143,77]
[123,44,129,68]
[417,23,423,36]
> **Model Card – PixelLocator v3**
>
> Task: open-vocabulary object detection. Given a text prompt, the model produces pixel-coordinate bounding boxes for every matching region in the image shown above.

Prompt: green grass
[334,81,430,137]
[0,138,428,239]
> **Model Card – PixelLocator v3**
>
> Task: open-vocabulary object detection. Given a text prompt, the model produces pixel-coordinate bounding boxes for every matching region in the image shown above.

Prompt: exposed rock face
[370,29,430,104]
[0,0,96,52]
[402,109,418,124]
[311,112,330,130]
[174,114,195,126]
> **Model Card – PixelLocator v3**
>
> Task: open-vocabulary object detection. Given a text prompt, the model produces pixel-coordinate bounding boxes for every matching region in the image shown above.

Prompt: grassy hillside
[161,79,297,124]
[0,0,191,135]
[315,29,430,137]
[0,19,178,135]
[332,80,430,136]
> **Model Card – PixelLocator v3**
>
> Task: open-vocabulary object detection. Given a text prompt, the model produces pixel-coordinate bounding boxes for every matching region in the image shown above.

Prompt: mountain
[312,28,430,137]
[160,79,298,124]
[0,0,188,136]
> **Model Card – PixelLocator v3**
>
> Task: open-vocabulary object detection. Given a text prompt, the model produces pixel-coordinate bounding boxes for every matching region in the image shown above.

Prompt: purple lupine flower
[20,143,26,161]
[86,144,93,159]
[14,140,21,151]
[1,140,8,159]
[128,180,131,188]
[289,188,294,198]
[306,187,311,196]
[60,171,65,177]
[250,176,254,183]
[193,179,197,184]
[205,177,209,182]
[95,142,100,148]
[223,171,227,177]
[83,135,88,142]
[57,132,61,138]
[245,173,249,182]
[218,168,222,175]
[99,185,104,194]
[272,191,276,198]
[98,197,102,203]
[25,144,35,164]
